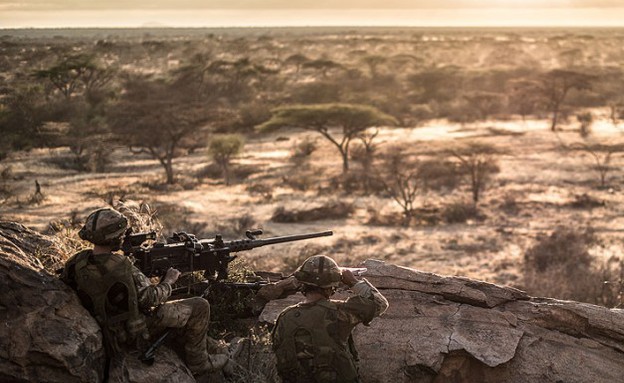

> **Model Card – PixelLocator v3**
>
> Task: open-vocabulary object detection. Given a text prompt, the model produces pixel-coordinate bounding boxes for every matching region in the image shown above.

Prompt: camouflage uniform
[62,249,211,373]
[272,256,388,383]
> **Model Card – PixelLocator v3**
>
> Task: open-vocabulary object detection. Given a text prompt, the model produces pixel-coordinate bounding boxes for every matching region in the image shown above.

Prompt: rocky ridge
[2,221,624,382]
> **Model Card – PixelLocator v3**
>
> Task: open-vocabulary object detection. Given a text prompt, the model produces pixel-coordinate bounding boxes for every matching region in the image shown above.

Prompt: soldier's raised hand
[163,267,181,284]
[341,269,358,287]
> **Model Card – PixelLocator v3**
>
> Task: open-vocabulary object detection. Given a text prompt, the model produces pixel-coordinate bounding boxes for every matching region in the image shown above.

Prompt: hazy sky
[2,0,624,28]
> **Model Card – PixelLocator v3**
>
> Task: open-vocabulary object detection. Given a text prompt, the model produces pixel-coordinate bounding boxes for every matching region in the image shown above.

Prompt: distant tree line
[1,32,623,187]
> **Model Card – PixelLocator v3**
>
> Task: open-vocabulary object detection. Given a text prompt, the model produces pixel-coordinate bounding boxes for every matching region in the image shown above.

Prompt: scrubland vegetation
[1,27,624,308]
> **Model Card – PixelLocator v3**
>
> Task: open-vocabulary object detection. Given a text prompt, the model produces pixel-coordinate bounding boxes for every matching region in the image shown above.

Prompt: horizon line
[4,25,624,30]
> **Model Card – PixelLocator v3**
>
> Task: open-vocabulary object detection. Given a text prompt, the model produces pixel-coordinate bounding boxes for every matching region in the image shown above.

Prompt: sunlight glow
[1,7,624,28]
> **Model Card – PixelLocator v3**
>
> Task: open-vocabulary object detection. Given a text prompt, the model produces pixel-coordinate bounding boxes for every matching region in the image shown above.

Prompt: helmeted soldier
[271,255,389,383]
[61,207,227,376]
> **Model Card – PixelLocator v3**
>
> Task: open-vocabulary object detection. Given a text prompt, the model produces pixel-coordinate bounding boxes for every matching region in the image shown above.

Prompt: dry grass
[523,227,623,307]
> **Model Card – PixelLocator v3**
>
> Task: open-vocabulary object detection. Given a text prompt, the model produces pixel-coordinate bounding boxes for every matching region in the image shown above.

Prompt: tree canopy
[258,103,398,174]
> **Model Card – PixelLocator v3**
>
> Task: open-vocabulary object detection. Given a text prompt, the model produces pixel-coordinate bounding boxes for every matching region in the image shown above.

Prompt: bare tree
[376,147,457,226]
[378,148,420,226]
[569,143,624,188]
[350,129,379,194]
[450,142,501,205]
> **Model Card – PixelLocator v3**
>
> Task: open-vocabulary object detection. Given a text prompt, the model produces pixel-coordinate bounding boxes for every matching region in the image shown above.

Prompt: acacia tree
[34,54,114,101]
[109,76,212,184]
[360,55,387,79]
[539,69,593,131]
[302,59,343,79]
[450,142,501,205]
[507,79,541,121]
[209,134,244,186]
[284,53,310,74]
[463,91,505,121]
[0,85,47,159]
[596,69,624,128]
[258,103,398,174]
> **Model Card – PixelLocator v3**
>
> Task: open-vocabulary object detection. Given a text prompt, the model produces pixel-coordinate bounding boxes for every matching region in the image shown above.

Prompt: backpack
[273,300,359,383]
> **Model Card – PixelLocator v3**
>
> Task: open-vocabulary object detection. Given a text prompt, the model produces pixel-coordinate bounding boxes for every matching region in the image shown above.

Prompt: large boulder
[0,222,105,382]
[261,259,624,383]
[0,221,194,383]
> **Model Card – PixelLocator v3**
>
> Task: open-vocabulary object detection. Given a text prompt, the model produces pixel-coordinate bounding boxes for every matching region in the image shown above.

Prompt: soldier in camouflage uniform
[62,208,227,376]
[272,255,389,383]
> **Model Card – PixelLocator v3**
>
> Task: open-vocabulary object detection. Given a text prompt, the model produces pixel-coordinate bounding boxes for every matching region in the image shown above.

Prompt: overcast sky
[2,0,624,28]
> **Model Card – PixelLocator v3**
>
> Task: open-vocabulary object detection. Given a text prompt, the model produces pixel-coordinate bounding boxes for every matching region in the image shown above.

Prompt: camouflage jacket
[62,249,172,313]
[272,279,388,383]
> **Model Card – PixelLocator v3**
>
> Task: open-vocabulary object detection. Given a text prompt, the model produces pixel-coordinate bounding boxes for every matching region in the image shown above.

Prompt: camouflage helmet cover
[294,255,342,288]
[79,208,128,245]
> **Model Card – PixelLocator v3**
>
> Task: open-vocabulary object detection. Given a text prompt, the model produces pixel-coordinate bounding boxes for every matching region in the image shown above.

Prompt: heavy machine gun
[122,228,333,281]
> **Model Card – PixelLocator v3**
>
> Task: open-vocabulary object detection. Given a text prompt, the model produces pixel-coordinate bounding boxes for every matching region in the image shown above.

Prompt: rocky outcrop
[3,221,624,383]
[261,260,624,383]
[0,222,193,383]
[0,222,104,382]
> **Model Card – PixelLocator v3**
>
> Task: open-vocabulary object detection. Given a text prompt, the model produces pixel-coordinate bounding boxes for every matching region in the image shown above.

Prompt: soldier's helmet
[294,255,342,288]
[78,208,128,245]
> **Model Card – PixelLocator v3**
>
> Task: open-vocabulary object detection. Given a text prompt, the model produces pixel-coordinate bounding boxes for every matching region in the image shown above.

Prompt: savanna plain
[1,27,623,308]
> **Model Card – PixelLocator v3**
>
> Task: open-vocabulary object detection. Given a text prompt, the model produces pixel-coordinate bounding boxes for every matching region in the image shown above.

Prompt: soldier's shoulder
[65,249,91,266]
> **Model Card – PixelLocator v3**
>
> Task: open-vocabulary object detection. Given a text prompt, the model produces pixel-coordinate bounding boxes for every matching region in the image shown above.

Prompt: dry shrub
[246,183,273,201]
[211,213,258,239]
[566,193,605,209]
[290,137,318,166]
[281,244,329,273]
[499,193,521,215]
[525,227,594,273]
[271,201,354,223]
[225,326,280,383]
[0,166,15,204]
[442,201,483,224]
[282,172,317,192]
[45,210,88,264]
[365,206,404,226]
[196,162,223,179]
[523,227,623,306]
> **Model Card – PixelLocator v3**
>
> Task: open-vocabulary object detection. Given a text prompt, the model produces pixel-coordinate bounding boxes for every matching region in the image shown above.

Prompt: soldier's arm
[132,266,172,310]
[338,270,389,325]
[350,279,389,318]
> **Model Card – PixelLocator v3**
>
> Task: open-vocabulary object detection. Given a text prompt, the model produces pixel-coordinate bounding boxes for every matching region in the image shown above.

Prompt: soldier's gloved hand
[163,268,181,285]
[341,269,358,288]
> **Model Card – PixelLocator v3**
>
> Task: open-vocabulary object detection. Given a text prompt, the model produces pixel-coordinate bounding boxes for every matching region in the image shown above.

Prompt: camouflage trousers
[148,296,210,373]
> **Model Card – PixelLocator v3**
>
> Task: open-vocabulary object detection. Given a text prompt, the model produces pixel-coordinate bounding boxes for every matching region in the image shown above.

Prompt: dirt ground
[2,113,624,289]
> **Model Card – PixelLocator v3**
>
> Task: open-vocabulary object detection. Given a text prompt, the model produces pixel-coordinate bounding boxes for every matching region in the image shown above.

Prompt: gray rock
[0,221,194,383]
[0,221,105,383]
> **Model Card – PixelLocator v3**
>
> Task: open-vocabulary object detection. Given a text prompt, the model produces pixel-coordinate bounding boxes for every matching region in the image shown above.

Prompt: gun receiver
[125,229,333,280]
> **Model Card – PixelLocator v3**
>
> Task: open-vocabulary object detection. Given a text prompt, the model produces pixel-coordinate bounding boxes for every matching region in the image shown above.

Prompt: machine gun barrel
[221,230,333,252]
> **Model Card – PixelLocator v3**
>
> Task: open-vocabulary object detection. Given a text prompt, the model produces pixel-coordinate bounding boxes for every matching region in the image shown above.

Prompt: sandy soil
[2,114,624,288]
